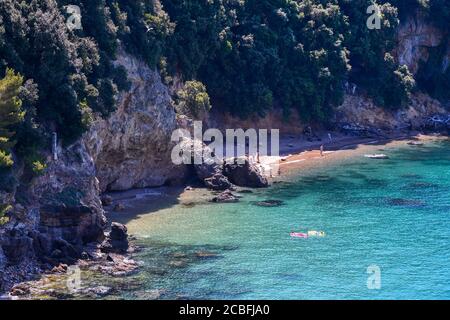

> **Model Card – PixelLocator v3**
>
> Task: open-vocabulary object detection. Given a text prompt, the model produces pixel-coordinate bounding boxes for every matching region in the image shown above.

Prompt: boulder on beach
[223,160,269,188]
[204,173,233,191]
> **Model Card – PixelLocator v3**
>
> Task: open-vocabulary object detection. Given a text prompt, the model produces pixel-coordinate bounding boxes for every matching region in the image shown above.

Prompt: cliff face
[394,14,448,74]
[85,51,187,192]
[335,14,449,131]
[0,141,106,291]
[1,51,186,291]
[336,93,446,131]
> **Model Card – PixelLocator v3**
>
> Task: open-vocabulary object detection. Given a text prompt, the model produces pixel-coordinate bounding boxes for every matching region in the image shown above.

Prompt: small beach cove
[99,133,450,300]
[14,134,450,299]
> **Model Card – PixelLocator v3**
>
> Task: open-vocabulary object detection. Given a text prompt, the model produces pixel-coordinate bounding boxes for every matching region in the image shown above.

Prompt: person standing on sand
[320,144,324,157]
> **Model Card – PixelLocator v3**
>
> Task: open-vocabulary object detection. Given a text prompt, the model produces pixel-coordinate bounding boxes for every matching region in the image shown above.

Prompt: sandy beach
[105,132,448,222]
[275,132,447,176]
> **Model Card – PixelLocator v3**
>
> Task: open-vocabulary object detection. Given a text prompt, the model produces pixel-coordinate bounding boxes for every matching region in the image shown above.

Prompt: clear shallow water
[124,139,450,300]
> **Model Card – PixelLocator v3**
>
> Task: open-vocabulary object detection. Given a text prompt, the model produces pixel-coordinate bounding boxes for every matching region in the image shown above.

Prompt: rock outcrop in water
[0,141,106,291]
[211,190,239,203]
[100,222,129,254]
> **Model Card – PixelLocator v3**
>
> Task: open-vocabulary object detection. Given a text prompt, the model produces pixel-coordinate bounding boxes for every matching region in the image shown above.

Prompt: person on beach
[320,144,324,157]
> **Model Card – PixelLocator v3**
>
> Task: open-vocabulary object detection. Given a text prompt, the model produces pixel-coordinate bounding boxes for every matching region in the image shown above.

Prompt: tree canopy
[0,0,447,172]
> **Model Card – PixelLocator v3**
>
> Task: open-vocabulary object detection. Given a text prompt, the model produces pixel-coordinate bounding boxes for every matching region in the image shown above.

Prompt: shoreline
[275,131,446,177]
[105,131,448,216]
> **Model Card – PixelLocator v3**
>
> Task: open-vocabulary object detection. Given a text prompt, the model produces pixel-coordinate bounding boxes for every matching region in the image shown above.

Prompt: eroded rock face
[31,142,106,246]
[1,141,107,288]
[336,93,446,131]
[85,50,187,192]
[394,14,445,74]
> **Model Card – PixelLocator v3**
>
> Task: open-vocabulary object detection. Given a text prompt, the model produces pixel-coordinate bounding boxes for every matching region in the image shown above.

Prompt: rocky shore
[2,221,137,300]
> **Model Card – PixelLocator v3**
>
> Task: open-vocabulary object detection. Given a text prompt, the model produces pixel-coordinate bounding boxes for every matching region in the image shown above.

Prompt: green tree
[175,81,211,120]
[0,204,11,225]
[0,68,24,167]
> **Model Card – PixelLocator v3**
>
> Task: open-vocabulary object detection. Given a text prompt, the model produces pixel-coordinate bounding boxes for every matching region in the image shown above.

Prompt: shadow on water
[105,186,186,225]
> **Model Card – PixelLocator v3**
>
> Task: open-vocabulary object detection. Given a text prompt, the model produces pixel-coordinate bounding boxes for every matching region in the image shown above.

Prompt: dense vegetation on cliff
[0,0,449,188]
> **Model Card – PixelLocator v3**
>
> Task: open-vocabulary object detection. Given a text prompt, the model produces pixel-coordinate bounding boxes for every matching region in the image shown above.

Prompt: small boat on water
[407,141,424,146]
[364,154,389,159]
[290,232,308,238]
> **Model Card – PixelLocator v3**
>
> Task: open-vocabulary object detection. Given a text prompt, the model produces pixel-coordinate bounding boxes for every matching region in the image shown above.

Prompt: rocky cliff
[336,93,446,131]
[394,13,446,74]
[85,50,187,192]
[0,50,187,292]
[0,141,105,292]
[338,13,448,131]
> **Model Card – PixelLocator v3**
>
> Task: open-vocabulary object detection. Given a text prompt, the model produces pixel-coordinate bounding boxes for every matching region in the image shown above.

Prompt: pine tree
[0,68,24,168]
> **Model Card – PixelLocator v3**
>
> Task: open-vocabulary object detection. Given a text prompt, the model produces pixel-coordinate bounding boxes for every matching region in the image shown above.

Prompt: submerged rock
[400,173,422,179]
[81,286,112,298]
[211,190,239,203]
[252,200,285,207]
[387,198,424,207]
[134,289,165,300]
[238,189,254,194]
[181,202,196,208]
[405,182,437,189]
[195,251,219,259]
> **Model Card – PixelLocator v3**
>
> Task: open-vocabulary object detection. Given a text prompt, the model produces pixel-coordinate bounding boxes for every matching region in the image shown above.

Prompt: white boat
[364,154,389,159]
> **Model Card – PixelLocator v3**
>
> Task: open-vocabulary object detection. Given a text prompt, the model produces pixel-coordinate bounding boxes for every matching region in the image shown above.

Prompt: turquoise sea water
[121,138,450,300]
